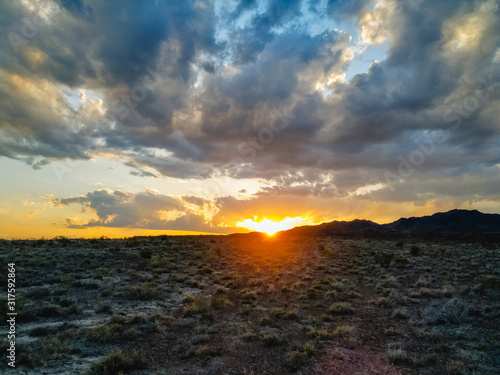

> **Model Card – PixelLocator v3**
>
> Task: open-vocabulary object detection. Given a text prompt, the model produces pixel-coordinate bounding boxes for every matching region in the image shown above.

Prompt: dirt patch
[312,346,402,375]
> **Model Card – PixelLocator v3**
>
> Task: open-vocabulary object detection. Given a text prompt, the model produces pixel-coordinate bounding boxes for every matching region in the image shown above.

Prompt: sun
[236,217,311,235]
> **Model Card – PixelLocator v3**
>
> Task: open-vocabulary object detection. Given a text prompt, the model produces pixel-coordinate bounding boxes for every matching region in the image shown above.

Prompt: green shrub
[83,350,147,375]
[261,333,280,347]
[210,295,231,310]
[374,252,394,268]
[386,342,408,364]
[40,337,78,359]
[29,327,50,337]
[87,314,148,343]
[67,302,82,315]
[123,283,158,300]
[240,290,257,302]
[475,275,500,293]
[376,297,392,307]
[328,302,353,315]
[38,304,62,317]
[140,248,153,259]
[86,323,124,343]
[393,257,409,267]
[307,328,330,340]
[410,245,420,256]
[284,342,316,370]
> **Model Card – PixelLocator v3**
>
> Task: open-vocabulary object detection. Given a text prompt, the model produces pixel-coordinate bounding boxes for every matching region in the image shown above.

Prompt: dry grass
[1,234,498,374]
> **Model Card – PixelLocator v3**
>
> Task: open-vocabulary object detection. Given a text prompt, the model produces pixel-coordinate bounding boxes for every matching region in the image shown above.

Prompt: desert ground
[1,233,499,374]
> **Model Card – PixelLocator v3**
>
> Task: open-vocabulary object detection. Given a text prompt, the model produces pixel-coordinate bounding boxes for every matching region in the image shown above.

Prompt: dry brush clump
[83,349,147,375]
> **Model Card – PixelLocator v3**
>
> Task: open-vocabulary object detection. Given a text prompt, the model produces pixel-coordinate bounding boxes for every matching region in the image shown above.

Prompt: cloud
[59,189,182,228]
[0,0,499,219]
[228,0,303,65]
[358,0,395,45]
[57,188,235,233]
[0,0,219,167]
[326,0,371,20]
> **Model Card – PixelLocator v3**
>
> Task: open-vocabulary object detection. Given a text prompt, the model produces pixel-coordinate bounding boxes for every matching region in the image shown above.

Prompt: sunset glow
[236,217,312,236]
[0,0,499,239]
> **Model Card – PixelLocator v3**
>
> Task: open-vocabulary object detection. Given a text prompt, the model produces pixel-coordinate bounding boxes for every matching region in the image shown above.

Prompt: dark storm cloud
[0,0,219,166]
[229,0,303,65]
[0,0,499,211]
[192,0,497,184]
[197,28,351,151]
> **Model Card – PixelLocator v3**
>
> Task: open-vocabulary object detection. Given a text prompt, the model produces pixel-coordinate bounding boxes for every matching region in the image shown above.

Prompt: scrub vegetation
[0,233,498,374]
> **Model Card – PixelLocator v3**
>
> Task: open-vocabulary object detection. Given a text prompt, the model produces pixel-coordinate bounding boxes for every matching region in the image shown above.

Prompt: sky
[0,0,500,238]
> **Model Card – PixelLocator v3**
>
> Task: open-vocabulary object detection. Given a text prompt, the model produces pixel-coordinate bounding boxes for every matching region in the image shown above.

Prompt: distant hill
[282,209,500,236]
[381,209,500,233]
[285,219,380,236]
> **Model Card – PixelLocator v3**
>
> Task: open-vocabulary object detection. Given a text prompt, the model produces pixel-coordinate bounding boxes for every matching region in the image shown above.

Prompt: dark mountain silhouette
[281,209,500,236]
[284,219,380,236]
[381,209,500,233]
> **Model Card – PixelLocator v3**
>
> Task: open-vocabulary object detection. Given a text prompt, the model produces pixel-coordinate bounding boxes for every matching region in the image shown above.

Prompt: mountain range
[281,209,500,237]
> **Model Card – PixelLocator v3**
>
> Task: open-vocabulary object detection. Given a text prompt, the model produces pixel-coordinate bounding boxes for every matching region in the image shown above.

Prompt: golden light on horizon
[236,216,312,236]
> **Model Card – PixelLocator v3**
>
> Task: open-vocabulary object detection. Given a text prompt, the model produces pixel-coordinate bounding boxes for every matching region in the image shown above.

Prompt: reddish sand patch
[310,346,402,375]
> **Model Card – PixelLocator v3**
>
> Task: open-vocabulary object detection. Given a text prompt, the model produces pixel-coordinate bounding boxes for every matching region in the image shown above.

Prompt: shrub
[332,324,355,338]
[87,314,148,343]
[323,247,334,257]
[210,295,231,310]
[38,304,62,317]
[40,337,77,360]
[0,299,7,317]
[328,302,353,315]
[376,297,392,308]
[260,315,271,326]
[386,342,408,364]
[240,332,259,342]
[183,298,210,316]
[392,307,409,319]
[415,276,431,288]
[374,252,394,268]
[423,298,468,325]
[83,350,147,375]
[67,302,82,315]
[393,257,409,267]
[261,333,280,347]
[123,283,157,300]
[283,309,299,320]
[475,275,500,293]
[307,328,330,340]
[86,323,124,343]
[410,245,420,256]
[240,290,257,303]
[333,325,357,348]
[95,303,113,313]
[306,288,318,299]
[284,342,316,370]
[140,248,153,259]
[29,327,50,337]
[183,296,213,322]
[198,266,214,275]
[151,257,171,270]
